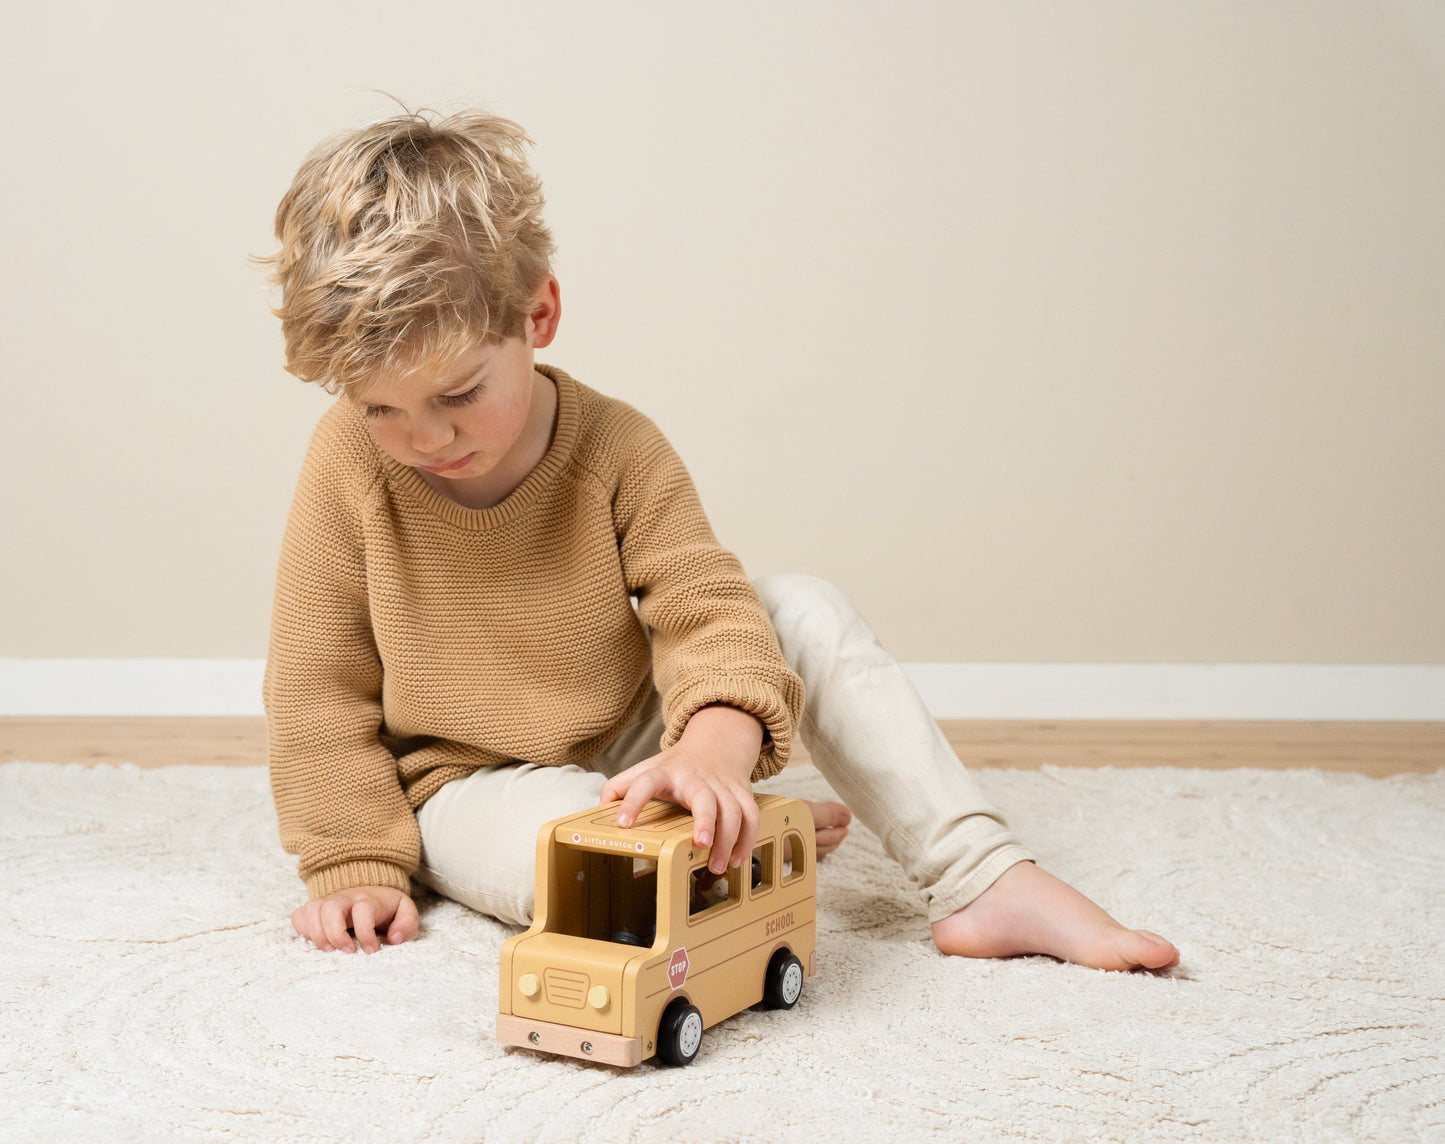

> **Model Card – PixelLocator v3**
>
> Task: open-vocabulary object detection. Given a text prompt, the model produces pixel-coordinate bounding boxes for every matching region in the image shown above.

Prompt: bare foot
[801,799,851,860]
[931,860,1179,971]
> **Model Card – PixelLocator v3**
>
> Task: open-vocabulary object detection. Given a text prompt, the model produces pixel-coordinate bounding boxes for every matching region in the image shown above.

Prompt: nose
[409,413,456,456]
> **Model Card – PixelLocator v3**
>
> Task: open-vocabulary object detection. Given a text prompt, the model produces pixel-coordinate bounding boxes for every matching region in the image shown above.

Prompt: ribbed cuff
[923,844,1035,923]
[305,859,414,901]
[661,675,796,784]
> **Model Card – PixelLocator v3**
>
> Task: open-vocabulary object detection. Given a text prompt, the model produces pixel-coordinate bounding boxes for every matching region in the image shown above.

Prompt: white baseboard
[902,663,1445,720]
[1,659,1441,720]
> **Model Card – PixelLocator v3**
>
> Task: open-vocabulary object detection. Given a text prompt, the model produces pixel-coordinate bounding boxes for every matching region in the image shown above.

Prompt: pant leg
[413,686,668,925]
[752,572,1033,923]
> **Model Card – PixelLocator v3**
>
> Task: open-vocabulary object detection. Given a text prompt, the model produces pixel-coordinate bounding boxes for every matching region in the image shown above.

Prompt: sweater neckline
[373,362,581,531]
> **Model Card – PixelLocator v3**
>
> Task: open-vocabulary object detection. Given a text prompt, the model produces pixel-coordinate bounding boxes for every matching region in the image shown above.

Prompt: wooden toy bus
[497,794,817,1066]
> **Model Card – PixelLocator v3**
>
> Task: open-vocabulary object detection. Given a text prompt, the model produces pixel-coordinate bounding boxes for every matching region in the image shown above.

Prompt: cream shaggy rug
[1,760,1442,1144]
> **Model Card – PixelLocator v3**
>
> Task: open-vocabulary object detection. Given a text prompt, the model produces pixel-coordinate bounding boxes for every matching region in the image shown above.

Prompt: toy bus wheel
[657,999,704,1066]
[762,949,804,1010]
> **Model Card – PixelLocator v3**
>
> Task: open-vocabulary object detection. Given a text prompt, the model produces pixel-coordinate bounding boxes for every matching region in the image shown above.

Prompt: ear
[525,275,562,349]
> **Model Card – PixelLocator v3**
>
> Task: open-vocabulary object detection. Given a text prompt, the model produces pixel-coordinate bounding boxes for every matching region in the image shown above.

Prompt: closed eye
[364,384,485,418]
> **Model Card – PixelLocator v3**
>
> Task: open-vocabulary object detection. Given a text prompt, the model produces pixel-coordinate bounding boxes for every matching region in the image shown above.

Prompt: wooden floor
[1,717,1440,776]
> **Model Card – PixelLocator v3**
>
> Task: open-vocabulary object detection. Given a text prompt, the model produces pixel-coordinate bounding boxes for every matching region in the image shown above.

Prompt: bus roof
[550,794,797,858]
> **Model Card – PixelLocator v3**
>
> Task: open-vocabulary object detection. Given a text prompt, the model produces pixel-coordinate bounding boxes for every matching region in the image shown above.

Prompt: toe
[815,823,850,858]
[806,800,852,829]
[1128,929,1179,969]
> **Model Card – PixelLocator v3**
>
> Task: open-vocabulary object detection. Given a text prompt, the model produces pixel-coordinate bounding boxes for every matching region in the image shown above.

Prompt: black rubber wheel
[762,948,804,1010]
[656,999,704,1066]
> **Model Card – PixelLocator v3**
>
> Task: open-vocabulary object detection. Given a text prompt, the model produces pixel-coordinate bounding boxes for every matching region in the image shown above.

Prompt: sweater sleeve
[611,410,805,782]
[262,410,420,900]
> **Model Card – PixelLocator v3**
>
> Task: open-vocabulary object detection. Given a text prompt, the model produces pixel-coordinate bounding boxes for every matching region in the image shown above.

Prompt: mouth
[419,452,475,473]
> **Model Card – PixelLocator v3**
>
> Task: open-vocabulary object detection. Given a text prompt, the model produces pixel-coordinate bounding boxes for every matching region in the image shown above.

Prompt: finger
[615,769,666,828]
[388,894,420,945]
[291,902,322,947]
[352,899,381,954]
[729,791,761,872]
[599,757,652,807]
[687,786,718,852]
[320,899,355,953]
[710,791,741,875]
[301,901,330,949]
[598,768,631,807]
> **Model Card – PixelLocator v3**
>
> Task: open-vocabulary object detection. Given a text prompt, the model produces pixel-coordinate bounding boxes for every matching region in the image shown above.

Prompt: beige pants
[414,573,1033,926]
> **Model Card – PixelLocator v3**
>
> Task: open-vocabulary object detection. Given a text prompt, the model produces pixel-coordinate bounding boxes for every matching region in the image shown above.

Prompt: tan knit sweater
[263,363,805,900]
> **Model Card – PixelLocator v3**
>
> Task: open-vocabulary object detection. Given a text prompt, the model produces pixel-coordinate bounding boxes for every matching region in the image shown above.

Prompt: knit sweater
[262,362,805,900]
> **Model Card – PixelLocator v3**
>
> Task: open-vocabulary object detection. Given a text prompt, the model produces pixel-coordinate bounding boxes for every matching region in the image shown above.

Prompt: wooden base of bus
[496,1013,644,1068]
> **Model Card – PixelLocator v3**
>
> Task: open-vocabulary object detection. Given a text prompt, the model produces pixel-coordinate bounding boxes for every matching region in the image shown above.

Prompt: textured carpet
[2,760,1442,1144]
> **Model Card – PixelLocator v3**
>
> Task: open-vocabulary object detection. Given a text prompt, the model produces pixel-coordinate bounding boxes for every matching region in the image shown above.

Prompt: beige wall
[2,1,1441,663]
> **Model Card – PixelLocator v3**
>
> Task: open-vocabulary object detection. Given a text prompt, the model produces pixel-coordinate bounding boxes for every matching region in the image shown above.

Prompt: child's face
[355,336,539,478]
[351,277,561,481]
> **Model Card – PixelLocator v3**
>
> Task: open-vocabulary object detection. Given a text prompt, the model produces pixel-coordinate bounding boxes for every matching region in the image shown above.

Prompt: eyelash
[364,384,484,419]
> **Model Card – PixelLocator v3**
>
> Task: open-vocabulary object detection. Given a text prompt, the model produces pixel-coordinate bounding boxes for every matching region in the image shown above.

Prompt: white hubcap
[782,962,803,1004]
[679,1011,703,1058]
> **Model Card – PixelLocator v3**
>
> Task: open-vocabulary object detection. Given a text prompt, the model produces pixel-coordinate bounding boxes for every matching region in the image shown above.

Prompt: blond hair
[252,105,557,397]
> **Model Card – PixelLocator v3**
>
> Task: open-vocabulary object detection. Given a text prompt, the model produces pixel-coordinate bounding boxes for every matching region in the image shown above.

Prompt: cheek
[368,423,412,461]
[468,398,525,444]
[507,387,538,432]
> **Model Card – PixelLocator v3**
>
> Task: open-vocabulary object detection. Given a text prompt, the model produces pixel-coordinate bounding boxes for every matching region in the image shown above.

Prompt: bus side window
[781,830,806,885]
[750,840,776,896]
[689,864,740,920]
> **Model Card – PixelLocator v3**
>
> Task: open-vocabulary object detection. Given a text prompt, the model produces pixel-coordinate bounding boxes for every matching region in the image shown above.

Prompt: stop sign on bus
[668,947,689,989]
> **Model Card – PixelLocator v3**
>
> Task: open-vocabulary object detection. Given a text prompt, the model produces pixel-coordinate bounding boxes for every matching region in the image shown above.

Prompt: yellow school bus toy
[497,794,817,1067]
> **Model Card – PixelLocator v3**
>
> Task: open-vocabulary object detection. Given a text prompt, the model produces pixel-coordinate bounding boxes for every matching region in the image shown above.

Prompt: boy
[258,107,1178,973]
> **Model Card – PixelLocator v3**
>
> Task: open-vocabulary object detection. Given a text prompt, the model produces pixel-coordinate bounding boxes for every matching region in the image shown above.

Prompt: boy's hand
[599,704,765,876]
[290,885,419,954]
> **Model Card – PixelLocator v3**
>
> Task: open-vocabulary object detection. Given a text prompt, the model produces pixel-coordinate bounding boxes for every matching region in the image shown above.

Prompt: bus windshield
[551,847,660,947]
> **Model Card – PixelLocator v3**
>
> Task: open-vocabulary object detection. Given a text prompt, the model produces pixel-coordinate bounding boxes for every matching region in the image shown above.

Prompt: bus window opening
[689,864,740,920]
[782,830,806,885]
[750,840,776,896]
[554,847,658,946]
